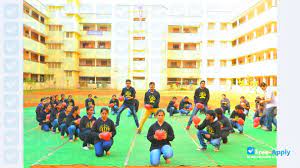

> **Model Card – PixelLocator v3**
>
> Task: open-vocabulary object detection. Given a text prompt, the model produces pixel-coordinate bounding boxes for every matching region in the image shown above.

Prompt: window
[31,53,39,62]
[232,40,237,47]
[167,78,181,85]
[40,36,45,44]
[31,11,39,21]
[168,60,180,68]
[97,24,111,31]
[24,50,30,60]
[31,74,38,82]
[24,26,30,38]
[66,32,74,38]
[168,26,181,33]
[207,60,215,67]
[98,42,105,49]
[96,59,111,67]
[133,18,146,21]
[79,59,95,66]
[182,61,196,68]
[40,55,45,63]
[247,55,254,63]
[183,27,198,33]
[232,59,237,66]
[220,78,227,85]
[66,52,73,58]
[220,60,227,67]
[208,23,215,30]
[98,41,110,49]
[82,24,96,31]
[220,23,228,30]
[40,75,45,82]
[48,63,61,69]
[168,43,181,50]
[207,40,214,47]
[207,78,214,85]
[238,57,245,65]
[133,76,145,80]
[239,16,246,25]
[24,5,30,15]
[66,71,72,77]
[232,21,238,29]
[40,16,45,24]
[133,36,145,40]
[49,25,62,31]
[80,41,95,49]
[220,41,228,47]
[96,77,111,84]
[48,44,62,50]
[31,31,39,42]
[184,43,196,50]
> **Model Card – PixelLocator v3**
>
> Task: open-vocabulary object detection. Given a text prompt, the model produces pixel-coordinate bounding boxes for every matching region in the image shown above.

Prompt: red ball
[189,106,193,111]
[192,115,201,125]
[155,130,165,141]
[62,102,67,107]
[238,118,245,125]
[108,103,114,108]
[144,104,153,110]
[196,103,204,109]
[174,103,179,108]
[254,117,260,123]
[100,132,112,141]
[46,114,50,120]
[118,96,124,102]
[253,121,260,128]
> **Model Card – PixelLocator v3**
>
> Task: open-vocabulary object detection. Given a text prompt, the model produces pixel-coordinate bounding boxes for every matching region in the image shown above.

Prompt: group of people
[34,79,277,166]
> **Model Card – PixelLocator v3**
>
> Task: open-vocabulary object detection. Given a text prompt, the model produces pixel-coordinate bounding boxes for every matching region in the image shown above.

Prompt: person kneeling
[79,106,97,150]
[196,110,221,152]
[147,109,175,166]
[91,107,116,157]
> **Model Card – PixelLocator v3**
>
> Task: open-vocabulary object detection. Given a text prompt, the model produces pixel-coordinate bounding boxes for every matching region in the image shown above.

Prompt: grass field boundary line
[244,133,275,149]
[24,126,39,134]
[172,117,218,166]
[123,108,145,166]
[31,140,69,166]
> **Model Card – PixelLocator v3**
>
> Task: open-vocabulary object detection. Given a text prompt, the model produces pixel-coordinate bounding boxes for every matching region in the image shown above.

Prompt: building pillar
[253,54,257,62]
[271,23,276,33]
[254,8,258,16]
[270,76,274,86]
[263,52,267,60]
[264,26,268,35]
[253,31,256,38]
[270,50,274,60]
[263,77,266,83]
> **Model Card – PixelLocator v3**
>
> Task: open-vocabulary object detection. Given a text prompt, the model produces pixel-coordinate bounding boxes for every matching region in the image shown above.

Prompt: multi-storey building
[23,0,278,90]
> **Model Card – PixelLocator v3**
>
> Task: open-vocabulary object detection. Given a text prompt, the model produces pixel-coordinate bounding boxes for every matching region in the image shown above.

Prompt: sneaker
[229,129,235,133]
[82,146,89,150]
[52,131,56,134]
[74,137,78,141]
[197,147,207,151]
[261,126,271,131]
[185,126,190,130]
[222,138,228,144]
[69,139,74,142]
[106,151,111,156]
[87,144,91,148]
[239,131,243,134]
[214,146,220,152]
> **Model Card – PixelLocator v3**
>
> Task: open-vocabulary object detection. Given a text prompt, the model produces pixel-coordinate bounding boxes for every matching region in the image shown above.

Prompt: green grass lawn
[24,104,276,168]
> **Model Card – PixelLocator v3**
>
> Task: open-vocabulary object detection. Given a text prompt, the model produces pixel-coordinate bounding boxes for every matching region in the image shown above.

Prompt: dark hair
[54,95,58,98]
[126,79,131,83]
[72,106,79,113]
[260,82,267,87]
[215,108,223,115]
[61,94,65,97]
[172,96,177,99]
[184,96,189,99]
[88,94,92,97]
[86,106,94,111]
[68,95,72,98]
[200,80,205,84]
[206,110,216,118]
[235,105,243,110]
[155,109,165,116]
[40,98,46,102]
[222,94,226,97]
[101,107,109,113]
[149,82,155,86]
[50,96,54,101]
[112,94,116,97]
[44,103,51,108]
[45,97,50,99]
[240,96,245,99]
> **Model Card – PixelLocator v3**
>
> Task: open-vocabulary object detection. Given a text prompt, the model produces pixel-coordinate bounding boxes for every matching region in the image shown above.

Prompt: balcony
[24,60,48,74]
[167,50,200,60]
[168,33,201,43]
[167,68,200,78]
[64,39,79,52]
[23,14,46,35]
[232,33,277,57]
[47,32,64,43]
[79,49,111,59]
[79,66,111,76]
[232,7,277,39]
[23,37,47,55]
[79,31,111,41]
